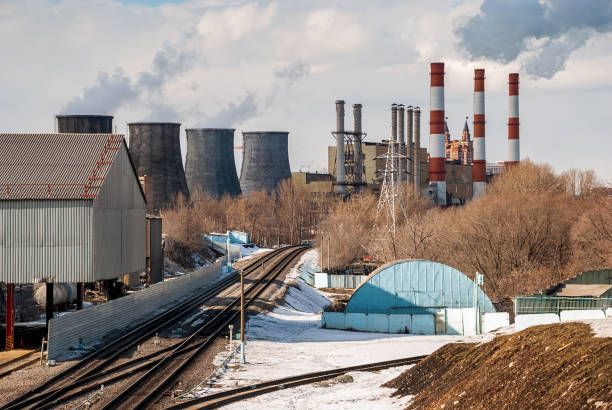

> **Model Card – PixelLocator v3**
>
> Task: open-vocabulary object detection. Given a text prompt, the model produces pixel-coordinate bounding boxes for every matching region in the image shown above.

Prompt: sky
[1,0,611,183]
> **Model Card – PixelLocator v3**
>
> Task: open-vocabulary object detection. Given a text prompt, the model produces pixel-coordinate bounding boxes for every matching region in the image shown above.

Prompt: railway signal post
[240,269,246,364]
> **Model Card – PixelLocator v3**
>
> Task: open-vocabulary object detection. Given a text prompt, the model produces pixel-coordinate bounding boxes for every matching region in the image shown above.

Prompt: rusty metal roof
[0,133,125,200]
[555,284,612,297]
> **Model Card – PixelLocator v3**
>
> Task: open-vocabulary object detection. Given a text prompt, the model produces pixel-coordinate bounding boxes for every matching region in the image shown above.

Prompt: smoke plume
[455,0,612,78]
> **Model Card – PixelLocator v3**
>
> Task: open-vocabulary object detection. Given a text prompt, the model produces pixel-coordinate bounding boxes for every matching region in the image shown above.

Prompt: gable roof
[0,133,142,200]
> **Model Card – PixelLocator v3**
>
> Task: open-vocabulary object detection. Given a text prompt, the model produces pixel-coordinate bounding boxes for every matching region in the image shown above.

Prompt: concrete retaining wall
[323,309,509,336]
[560,310,606,321]
[48,258,226,361]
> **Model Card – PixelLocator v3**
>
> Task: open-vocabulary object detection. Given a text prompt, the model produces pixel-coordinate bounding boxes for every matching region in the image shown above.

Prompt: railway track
[101,245,308,409]
[1,245,302,410]
[168,355,427,409]
[0,350,40,379]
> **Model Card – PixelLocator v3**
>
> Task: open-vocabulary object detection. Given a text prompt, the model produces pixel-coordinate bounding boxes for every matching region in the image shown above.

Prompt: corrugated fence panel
[0,200,92,283]
[47,258,226,361]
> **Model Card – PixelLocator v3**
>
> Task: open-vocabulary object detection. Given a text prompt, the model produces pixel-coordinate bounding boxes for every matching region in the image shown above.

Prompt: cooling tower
[184,128,241,198]
[128,122,189,212]
[240,131,291,197]
[56,115,113,133]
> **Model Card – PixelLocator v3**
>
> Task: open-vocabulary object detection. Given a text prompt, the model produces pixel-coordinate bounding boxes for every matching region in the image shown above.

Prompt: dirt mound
[384,322,612,409]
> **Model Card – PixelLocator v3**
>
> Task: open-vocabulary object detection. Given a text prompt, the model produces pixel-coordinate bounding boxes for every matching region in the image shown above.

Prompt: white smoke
[455,0,612,78]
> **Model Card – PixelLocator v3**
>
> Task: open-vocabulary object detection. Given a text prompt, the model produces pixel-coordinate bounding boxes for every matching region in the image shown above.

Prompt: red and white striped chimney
[472,68,486,198]
[429,62,446,205]
[507,73,520,166]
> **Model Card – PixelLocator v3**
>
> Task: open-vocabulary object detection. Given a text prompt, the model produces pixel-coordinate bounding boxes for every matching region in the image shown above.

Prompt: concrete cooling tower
[128,122,189,212]
[240,131,291,197]
[56,115,113,133]
[184,128,242,198]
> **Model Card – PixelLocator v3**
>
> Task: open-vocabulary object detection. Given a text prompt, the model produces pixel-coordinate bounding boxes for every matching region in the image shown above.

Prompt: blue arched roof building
[346,260,496,314]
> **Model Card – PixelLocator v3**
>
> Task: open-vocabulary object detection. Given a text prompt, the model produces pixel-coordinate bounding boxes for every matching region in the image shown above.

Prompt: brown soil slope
[384,322,611,409]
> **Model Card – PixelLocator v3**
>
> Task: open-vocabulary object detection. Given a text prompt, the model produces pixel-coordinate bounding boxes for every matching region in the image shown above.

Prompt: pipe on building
[473,69,486,198]
[406,106,414,185]
[414,107,421,196]
[397,104,406,182]
[353,104,364,188]
[429,62,446,205]
[507,73,520,166]
[335,100,346,194]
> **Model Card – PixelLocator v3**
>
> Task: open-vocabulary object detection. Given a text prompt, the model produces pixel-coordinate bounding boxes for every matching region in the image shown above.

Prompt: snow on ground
[236,245,271,261]
[182,249,611,409]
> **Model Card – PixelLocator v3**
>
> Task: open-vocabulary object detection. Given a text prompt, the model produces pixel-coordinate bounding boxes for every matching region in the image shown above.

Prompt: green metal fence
[515,296,612,315]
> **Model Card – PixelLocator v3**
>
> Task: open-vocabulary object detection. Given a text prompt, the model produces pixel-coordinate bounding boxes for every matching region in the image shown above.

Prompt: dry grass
[384,322,612,409]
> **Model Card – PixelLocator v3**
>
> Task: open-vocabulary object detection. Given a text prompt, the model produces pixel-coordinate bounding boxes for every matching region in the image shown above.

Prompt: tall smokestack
[406,106,414,185]
[335,100,346,194]
[391,104,398,141]
[414,107,421,195]
[397,104,405,182]
[429,62,446,205]
[472,69,486,198]
[353,103,363,188]
[507,73,520,166]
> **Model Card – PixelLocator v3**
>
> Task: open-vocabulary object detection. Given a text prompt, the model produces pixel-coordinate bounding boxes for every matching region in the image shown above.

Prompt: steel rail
[102,246,308,410]
[169,355,426,409]
[2,246,293,410]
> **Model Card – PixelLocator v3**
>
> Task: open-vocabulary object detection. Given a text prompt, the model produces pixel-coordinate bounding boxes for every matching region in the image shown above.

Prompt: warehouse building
[0,133,146,347]
[322,260,507,335]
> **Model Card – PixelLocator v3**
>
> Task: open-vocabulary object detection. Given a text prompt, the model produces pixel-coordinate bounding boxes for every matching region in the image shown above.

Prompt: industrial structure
[0,132,146,346]
[473,69,487,198]
[128,122,189,213]
[429,62,447,205]
[507,73,520,166]
[184,128,242,198]
[322,260,502,335]
[332,100,366,195]
[56,115,113,134]
[239,131,291,196]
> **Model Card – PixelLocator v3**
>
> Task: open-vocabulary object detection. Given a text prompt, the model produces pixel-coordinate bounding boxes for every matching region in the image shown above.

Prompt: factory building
[322,260,505,335]
[291,172,334,225]
[0,133,146,346]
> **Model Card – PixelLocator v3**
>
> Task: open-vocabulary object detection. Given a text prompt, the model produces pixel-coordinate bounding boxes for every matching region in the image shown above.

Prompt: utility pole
[240,269,246,364]
[474,272,484,335]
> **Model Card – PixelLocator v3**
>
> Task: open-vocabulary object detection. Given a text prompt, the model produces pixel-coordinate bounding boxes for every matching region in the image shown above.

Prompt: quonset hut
[322,260,506,335]
[0,133,146,337]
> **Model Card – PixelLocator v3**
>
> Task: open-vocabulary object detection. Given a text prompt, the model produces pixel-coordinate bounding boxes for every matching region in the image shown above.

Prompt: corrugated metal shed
[345,260,496,314]
[0,134,146,283]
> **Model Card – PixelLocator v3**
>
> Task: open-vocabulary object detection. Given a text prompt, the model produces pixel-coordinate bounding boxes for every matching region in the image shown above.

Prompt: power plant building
[0,133,146,283]
[184,128,241,198]
[56,115,113,134]
[240,131,291,197]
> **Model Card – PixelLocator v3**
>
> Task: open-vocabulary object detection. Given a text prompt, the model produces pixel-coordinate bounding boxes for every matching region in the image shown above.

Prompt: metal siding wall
[0,200,92,283]
[93,144,146,279]
[48,258,225,360]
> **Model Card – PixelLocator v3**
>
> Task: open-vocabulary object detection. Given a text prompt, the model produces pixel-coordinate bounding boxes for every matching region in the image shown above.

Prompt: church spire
[462,116,470,142]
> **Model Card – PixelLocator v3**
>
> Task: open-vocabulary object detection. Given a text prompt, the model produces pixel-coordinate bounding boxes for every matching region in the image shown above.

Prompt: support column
[5,284,14,351]
[45,282,54,331]
[76,282,83,310]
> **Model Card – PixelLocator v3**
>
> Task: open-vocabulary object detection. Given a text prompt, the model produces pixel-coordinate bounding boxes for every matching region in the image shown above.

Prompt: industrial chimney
[507,73,520,166]
[414,106,421,195]
[429,62,446,205]
[406,106,414,185]
[473,69,486,198]
[335,100,346,194]
[128,122,189,213]
[397,104,406,182]
[353,104,364,188]
[391,104,398,142]
[184,128,242,198]
[240,131,291,197]
[56,115,113,133]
